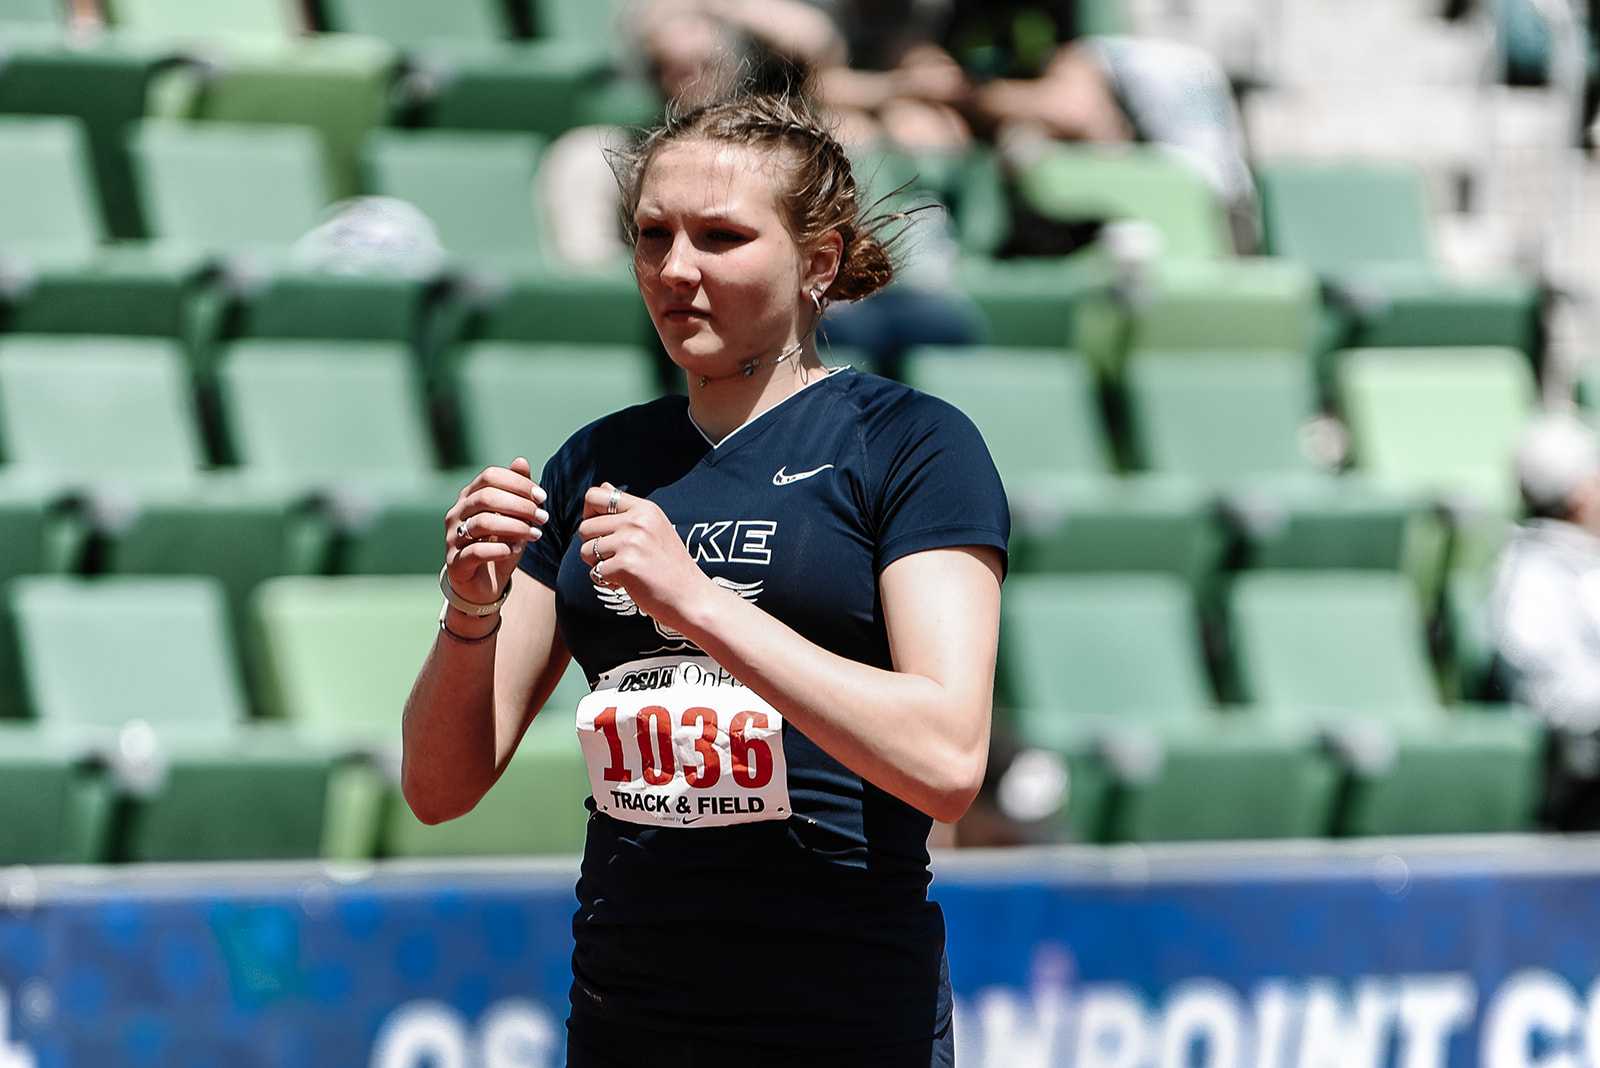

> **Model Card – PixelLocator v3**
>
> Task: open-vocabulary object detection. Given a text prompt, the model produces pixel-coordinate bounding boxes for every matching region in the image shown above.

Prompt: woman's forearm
[401,582,566,824]
[400,617,504,824]
[672,582,990,823]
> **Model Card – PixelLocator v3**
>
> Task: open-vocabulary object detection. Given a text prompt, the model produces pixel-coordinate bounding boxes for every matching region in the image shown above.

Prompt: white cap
[1517,412,1600,515]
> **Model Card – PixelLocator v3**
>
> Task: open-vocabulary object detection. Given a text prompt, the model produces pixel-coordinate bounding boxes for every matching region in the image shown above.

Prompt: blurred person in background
[403,90,1008,1065]
[810,0,1255,239]
[1491,412,1600,829]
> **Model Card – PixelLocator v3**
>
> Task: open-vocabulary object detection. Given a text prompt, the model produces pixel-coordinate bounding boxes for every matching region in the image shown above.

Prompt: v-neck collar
[684,366,850,463]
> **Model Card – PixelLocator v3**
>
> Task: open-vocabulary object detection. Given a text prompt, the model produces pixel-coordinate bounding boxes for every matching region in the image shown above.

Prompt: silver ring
[456,521,469,540]
[593,535,605,561]
[606,488,619,515]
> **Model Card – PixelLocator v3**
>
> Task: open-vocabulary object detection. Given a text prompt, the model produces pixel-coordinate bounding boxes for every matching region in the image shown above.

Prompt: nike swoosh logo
[681,816,705,825]
[773,464,834,486]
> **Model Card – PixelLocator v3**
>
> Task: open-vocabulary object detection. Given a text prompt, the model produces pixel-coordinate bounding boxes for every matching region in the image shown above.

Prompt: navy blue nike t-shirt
[517,365,1009,1047]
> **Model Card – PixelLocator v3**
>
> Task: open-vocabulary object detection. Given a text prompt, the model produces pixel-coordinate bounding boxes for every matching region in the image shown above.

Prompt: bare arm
[679,546,1003,823]
[400,459,565,825]
[706,0,847,68]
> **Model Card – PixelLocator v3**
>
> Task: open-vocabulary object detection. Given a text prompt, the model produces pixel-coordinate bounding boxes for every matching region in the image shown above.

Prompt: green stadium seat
[0,334,202,484]
[0,116,206,339]
[0,725,113,864]
[1130,259,1319,353]
[128,119,331,256]
[105,0,296,43]
[1119,351,1448,581]
[955,255,1109,350]
[250,574,438,745]
[183,36,398,199]
[1000,574,1210,720]
[0,116,99,262]
[904,346,1109,483]
[1226,475,1446,587]
[454,343,657,470]
[96,477,333,644]
[1074,259,1320,374]
[1014,146,1232,260]
[217,339,437,483]
[0,32,183,242]
[223,269,444,352]
[0,335,332,628]
[1227,571,1542,835]
[10,575,247,730]
[381,669,591,856]
[362,129,546,266]
[333,476,460,575]
[1007,475,1222,589]
[1337,346,1534,508]
[1124,351,1318,482]
[422,46,645,140]
[1261,164,1433,275]
[9,576,351,861]
[474,264,658,347]
[524,0,623,41]
[1000,574,1336,841]
[120,735,339,861]
[0,0,61,26]
[361,128,607,357]
[318,0,509,49]
[1258,162,1541,360]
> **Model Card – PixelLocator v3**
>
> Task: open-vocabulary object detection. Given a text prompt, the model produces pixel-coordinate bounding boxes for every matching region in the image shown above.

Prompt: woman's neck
[684,338,829,446]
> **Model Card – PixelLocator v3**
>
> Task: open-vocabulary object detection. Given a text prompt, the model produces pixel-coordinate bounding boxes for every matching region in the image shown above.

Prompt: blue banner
[2,839,1600,1067]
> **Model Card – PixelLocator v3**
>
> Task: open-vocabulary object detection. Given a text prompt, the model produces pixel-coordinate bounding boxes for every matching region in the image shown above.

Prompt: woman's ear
[803,229,844,298]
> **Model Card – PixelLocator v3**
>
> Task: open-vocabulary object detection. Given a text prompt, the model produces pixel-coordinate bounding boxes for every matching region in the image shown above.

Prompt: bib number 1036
[575,689,791,829]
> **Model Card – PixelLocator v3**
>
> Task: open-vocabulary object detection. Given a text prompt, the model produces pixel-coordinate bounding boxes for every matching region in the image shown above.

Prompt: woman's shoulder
[551,393,688,461]
[581,393,686,439]
[832,366,980,439]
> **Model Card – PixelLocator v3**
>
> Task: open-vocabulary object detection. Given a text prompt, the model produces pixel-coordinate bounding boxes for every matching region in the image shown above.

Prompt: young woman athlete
[401,91,1009,1067]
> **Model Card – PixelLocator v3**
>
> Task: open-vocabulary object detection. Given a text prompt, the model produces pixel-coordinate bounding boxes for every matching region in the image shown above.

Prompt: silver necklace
[697,339,805,389]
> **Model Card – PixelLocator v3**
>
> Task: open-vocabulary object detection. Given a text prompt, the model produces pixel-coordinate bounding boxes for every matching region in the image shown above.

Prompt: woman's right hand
[443,457,549,606]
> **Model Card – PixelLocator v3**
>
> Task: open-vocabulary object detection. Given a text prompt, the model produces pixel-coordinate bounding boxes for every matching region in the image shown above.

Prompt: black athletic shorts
[564,1011,956,1068]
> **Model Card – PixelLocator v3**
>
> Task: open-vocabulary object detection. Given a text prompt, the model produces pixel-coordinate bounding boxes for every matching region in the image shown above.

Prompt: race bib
[576,655,791,829]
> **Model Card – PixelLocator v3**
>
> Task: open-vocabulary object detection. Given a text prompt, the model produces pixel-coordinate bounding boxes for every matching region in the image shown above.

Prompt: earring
[809,289,825,314]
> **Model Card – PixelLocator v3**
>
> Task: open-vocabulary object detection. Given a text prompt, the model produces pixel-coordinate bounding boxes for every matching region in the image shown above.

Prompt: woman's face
[633,140,819,380]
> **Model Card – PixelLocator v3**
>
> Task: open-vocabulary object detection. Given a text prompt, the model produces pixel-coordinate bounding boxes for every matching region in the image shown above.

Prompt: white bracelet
[438,565,513,617]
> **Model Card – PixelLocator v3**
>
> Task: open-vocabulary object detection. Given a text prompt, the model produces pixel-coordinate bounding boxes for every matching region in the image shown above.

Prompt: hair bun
[825,228,894,303]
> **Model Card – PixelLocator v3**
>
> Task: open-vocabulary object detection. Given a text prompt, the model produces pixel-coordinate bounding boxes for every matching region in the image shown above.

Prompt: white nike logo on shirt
[772,464,834,486]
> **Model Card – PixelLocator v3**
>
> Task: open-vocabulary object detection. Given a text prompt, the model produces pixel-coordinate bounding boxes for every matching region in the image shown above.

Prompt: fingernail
[529,528,542,540]
[535,509,549,524]
[534,487,547,504]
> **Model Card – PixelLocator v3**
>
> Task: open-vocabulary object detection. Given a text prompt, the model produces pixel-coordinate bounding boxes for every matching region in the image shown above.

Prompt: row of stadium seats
[0,573,593,864]
[0,564,1534,865]
[0,113,1545,373]
[0,333,1536,486]
[1001,571,1538,842]
[0,338,1531,605]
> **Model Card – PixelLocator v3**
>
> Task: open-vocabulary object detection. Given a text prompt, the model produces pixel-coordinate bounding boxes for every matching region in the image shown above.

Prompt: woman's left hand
[577,482,711,631]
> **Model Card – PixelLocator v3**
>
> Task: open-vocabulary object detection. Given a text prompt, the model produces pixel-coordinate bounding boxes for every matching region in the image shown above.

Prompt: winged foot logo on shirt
[593,518,774,653]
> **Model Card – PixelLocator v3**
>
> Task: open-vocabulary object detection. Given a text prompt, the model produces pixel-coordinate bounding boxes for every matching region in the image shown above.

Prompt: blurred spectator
[1490,412,1600,829]
[812,1,1254,237]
